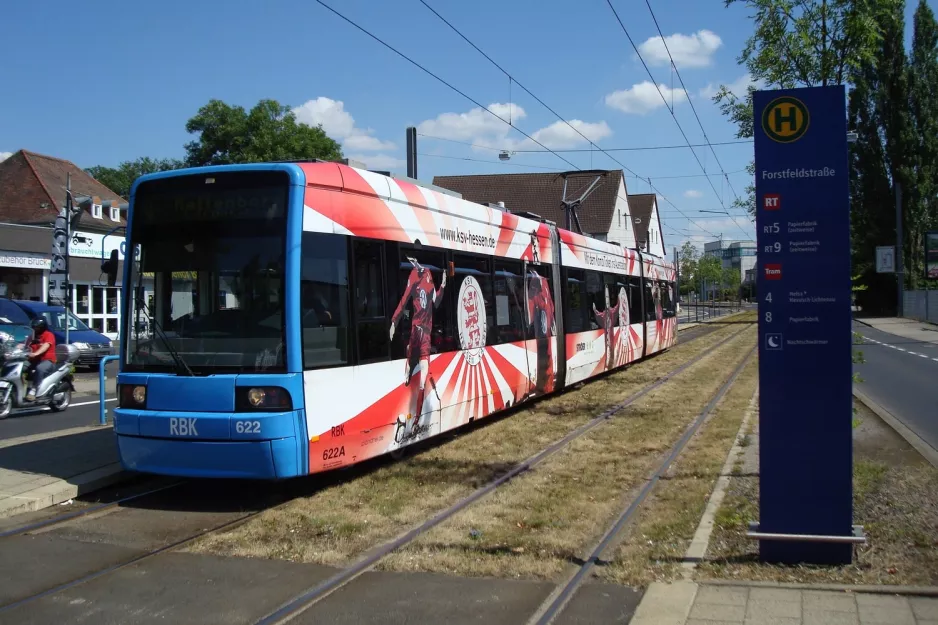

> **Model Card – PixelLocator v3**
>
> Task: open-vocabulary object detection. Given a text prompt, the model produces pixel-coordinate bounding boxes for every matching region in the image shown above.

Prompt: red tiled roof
[432,170,625,236]
[0,150,126,229]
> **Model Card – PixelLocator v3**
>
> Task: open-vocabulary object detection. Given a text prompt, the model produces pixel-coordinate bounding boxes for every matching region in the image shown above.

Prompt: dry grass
[378,327,757,579]
[596,357,758,586]
[696,400,938,586]
[187,318,754,566]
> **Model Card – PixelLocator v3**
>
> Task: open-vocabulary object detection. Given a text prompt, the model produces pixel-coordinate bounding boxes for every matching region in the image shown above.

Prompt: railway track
[0,315,752,619]
[253,322,756,625]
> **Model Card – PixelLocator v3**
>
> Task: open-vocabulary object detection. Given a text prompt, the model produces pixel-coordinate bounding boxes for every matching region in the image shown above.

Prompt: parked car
[12,300,113,369]
[0,298,35,345]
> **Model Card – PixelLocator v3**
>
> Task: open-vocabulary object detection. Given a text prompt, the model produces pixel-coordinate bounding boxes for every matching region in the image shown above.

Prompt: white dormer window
[110,206,120,222]
[92,203,103,219]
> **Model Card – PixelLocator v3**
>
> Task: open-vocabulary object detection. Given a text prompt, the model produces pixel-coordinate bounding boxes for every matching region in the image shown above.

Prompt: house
[625,193,666,258]
[432,170,638,249]
[0,149,129,337]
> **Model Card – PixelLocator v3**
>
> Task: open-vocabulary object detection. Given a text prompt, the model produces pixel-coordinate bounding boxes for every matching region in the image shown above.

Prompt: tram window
[301,232,350,369]
[627,277,643,324]
[392,247,452,359]
[563,268,588,333]
[585,271,603,329]
[494,260,525,344]
[353,239,389,363]
[659,280,676,318]
[453,253,495,347]
[643,278,661,322]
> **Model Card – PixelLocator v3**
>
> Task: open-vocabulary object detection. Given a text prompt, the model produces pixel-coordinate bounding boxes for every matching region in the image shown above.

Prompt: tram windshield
[124,171,289,373]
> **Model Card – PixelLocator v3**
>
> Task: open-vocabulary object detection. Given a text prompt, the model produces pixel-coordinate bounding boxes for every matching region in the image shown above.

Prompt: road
[853,320,938,453]
[0,394,116,440]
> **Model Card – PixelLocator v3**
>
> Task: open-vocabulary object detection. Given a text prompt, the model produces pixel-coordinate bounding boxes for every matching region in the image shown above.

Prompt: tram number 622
[323,446,346,461]
[235,420,261,434]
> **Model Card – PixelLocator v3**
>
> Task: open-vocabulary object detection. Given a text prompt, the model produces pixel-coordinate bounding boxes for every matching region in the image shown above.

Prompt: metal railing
[99,355,119,426]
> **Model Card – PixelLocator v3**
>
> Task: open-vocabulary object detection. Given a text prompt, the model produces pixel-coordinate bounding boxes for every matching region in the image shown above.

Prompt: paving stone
[743,617,800,625]
[804,609,860,625]
[687,621,741,625]
[910,597,938,620]
[857,605,916,625]
[695,586,749,607]
[746,599,802,620]
[802,590,857,613]
[749,588,803,603]
[856,594,913,611]
[689,601,746,622]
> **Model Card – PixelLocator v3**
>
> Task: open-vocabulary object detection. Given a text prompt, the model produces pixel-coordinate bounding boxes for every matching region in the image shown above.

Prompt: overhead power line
[417,133,753,153]
[415,0,719,238]
[605,0,751,240]
[642,0,751,239]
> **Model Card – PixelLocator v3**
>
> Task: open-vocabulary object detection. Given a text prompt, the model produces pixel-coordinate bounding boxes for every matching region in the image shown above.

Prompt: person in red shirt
[26,317,57,401]
[390,257,447,435]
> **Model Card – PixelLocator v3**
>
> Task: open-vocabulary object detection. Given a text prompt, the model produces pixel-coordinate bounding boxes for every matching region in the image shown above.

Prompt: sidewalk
[0,425,124,519]
[855,316,938,345]
[631,581,938,624]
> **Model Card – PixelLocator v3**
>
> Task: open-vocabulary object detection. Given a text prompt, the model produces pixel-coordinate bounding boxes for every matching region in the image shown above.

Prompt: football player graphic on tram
[592,287,622,371]
[390,257,447,436]
[526,269,555,396]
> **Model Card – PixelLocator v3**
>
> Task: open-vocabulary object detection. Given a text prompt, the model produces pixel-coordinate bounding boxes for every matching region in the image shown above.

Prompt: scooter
[0,336,78,419]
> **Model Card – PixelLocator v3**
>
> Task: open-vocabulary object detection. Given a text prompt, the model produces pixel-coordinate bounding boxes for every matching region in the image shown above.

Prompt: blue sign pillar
[754,85,854,565]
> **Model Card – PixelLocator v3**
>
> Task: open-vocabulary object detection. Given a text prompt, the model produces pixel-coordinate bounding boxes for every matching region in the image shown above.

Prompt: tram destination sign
[754,86,853,565]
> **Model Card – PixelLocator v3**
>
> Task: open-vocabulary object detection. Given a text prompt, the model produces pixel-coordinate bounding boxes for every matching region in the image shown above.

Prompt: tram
[112,162,677,479]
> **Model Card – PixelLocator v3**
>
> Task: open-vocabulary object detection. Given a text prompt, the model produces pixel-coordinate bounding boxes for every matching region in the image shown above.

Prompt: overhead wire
[642,0,753,239]
[416,133,753,153]
[605,0,753,240]
[414,0,719,238]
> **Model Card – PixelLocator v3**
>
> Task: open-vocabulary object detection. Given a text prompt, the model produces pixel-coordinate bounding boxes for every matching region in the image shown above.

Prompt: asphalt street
[853,320,938,453]
[0,393,115,440]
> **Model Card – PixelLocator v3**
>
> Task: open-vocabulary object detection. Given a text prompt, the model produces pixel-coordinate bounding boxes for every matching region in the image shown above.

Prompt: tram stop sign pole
[754,85,854,565]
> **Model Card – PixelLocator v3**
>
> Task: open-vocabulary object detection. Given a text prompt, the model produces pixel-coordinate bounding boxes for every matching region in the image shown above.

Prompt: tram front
[113,165,308,479]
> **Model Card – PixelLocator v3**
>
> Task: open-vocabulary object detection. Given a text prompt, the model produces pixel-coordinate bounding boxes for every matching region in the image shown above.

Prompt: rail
[99,354,119,425]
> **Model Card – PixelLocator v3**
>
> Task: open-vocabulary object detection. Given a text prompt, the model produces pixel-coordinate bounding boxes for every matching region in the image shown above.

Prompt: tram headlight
[247,388,266,407]
[119,384,147,409]
[236,386,292,411]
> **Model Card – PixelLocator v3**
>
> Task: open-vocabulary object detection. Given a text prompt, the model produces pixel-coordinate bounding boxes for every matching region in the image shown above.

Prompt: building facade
[0,150,131,339]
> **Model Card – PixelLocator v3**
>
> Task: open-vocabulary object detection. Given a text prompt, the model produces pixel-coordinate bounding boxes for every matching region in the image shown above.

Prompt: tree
[677,241,700,296]
[714,0,888,216]
[723,266,742,299]
[183,99,343,167]
[907,0,938,287]
[86,157,184,199]
[697,255,724,299]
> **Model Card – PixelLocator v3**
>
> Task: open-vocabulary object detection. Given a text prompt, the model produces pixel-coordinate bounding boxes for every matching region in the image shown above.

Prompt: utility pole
[896,182,904,317]
[65,173,72,345]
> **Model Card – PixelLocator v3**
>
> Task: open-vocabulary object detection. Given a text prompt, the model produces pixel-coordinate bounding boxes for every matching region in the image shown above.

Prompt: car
[12,300,113,369]
[0,298,35,345]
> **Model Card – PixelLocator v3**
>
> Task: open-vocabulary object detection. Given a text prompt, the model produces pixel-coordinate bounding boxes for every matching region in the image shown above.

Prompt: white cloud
[684,189,703,199]
[417,103,611,151]
[605,81,688,115]
[292,97,395,152]
[346,153,406,171]
[417,102,526,144]
[699,73,763,100]
[638,30,722,68]
[0,152,11,163]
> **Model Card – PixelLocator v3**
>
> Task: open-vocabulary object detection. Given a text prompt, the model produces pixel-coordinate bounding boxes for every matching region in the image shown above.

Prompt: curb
[852,387,938,469]
[0,463,128,520]
[698,578,938,597]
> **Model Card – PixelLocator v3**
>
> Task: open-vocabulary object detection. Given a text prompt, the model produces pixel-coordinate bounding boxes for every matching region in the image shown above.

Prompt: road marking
[72,398,118,407]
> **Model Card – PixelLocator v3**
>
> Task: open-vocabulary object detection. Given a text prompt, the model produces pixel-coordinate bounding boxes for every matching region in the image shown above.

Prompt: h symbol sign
[773,105,798,133]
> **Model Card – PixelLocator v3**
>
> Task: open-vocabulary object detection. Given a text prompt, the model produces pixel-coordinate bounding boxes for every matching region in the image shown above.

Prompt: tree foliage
[714,0,888,217]
[86,157,184,198]
[677,241,700,294]
[183,99,343,167]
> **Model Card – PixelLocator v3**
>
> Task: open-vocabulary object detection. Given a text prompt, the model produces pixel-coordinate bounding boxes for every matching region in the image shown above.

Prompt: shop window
[92,319,104,334]
[76,285,89,315]
[107,288,119,314]
[107,318,118,334]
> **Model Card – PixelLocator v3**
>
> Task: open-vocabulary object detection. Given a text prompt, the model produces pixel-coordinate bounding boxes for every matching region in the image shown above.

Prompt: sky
[1,0,933,254]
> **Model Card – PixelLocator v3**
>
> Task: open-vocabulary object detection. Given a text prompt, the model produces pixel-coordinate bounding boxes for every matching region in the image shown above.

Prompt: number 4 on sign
[765,293,772,303]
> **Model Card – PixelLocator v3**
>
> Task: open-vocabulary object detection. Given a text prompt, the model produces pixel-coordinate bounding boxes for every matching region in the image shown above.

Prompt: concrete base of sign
[759,535,855,565]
